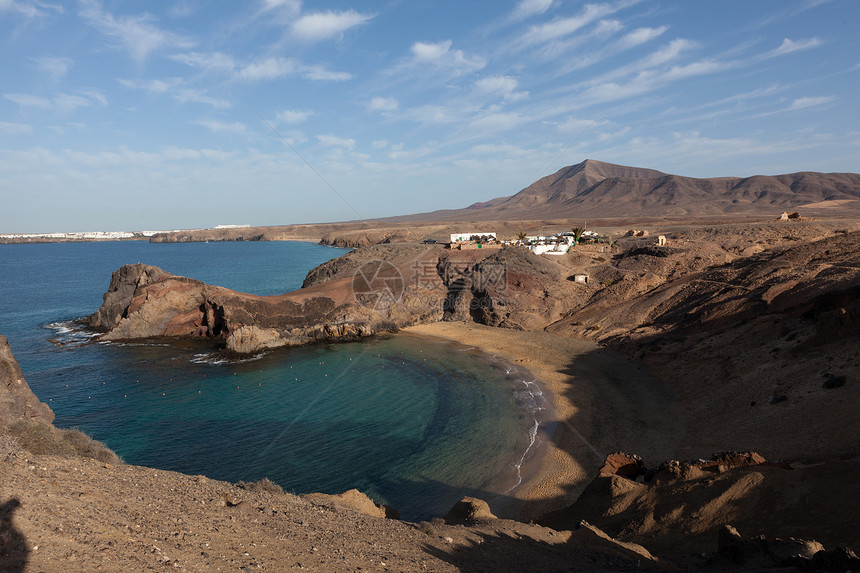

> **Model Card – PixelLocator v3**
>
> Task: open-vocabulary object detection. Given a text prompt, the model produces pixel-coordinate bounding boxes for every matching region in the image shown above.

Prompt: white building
[450,232,496,243]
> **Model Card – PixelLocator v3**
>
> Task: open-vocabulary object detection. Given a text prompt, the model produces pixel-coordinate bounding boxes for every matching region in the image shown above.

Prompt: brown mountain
[396,159,860,221]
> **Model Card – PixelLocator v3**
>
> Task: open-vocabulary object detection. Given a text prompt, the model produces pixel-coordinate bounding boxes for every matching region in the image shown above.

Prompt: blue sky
[1,0,858,232]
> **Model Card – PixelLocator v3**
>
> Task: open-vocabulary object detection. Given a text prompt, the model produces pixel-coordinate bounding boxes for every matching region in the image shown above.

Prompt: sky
[1,0,858,233]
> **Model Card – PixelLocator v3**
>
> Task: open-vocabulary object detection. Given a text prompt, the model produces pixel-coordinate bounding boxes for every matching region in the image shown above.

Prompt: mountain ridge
[389,159,860,222]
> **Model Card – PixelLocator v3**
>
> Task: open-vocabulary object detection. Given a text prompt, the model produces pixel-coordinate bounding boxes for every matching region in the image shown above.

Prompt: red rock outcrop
[0,335,54,427]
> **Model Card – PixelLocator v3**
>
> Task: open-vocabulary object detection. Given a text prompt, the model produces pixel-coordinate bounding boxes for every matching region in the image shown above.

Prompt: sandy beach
[403,321,681,520]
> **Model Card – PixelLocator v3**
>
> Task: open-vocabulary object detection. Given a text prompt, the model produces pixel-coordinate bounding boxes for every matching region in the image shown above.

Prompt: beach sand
[403,322,681,520]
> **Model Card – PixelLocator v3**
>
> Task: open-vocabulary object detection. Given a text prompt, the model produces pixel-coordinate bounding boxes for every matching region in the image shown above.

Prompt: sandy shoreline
[403,321,680,520]
[403,323,602,519]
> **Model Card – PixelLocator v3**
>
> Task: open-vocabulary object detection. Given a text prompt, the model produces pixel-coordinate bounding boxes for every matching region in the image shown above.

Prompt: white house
[450,232,496,243]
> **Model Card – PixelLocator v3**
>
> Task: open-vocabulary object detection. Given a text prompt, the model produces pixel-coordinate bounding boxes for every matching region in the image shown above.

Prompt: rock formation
[0,335,54,427]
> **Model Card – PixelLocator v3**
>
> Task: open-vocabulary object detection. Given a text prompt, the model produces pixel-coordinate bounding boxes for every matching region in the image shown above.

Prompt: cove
[0,240,544,521]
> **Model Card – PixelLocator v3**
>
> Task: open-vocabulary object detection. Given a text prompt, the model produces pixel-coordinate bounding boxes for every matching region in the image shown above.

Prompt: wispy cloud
[33,56,73,80]
[78,0,195,62]
[276,110,312,124]
[169,51,236,73]
[0,0,62,18]
[408,40,485,74]
[195,119,246,133]
[519,2,618,47]
[512,0,554,20]
[174,89,231,109]
[0,121,33,134]
[367,96,399,113]
[617,26,668,50]
[789,95,837,110]
[118,77,183,94]
[118,78,229,108]
[170,51,351,82]
[289,10,374,42]
[3,91,105,112]
[556,116,609,133]
[316,134,356,149]
[474,76,529,102]
[763,37,822,59]
[300,65,351,81]
[260,0,300,13]
[237,57,297,80]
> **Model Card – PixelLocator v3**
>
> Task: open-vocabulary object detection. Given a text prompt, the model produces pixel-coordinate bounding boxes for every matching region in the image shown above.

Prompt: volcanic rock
[444,497,498,523]
[0,335,54,427]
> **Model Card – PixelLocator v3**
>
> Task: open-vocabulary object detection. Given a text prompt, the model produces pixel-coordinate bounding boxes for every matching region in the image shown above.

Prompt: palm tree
[570,227,585,244]
[516,230,527,242]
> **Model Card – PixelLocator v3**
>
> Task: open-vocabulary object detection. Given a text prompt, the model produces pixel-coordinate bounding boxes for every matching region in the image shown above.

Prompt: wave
[505,418,542,493]
[45,320,100,347]
[190,351,266,365]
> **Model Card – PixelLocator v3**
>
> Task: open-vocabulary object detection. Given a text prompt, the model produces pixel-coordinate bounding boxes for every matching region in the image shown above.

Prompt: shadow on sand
[0,498,28,573]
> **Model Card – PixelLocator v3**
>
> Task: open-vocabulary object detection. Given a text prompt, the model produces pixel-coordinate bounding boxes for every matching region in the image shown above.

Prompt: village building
[449,232,497,243]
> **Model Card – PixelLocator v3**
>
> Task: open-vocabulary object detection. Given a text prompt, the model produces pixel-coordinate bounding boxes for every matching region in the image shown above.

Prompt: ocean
[0,240,545,520]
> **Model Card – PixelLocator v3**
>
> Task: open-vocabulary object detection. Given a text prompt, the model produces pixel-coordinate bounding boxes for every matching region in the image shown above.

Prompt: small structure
[574,274,588,284]
[450,232,496,243]
[657,235,667,246]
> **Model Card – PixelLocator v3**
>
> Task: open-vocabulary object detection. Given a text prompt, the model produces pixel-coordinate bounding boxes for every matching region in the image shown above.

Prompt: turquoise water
[0,241,545,520]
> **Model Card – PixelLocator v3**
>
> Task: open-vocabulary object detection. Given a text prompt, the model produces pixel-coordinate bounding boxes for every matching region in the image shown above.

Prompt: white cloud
[169,51,237,73]
[3,93,51,109]
[368,96,399,113]
[316,134,356,149]
[617,26,668,50]
[3,91,103,112]
[276,110,312,124]
[0,0,62,18]
[412,40,453,61]
[261,0,300,13]
[174,89,231,109]
[556,117,608,133]
[765,37,822,59]
[78,0,195,62]
[789,96,837,110]
[171,51,349,82]
[0,121,33,134]
[520,3,616,46]
[582,38,696,88]
[372,140,389,150]
[118,78,182,94]
[405,105,461,124]
[290,10,373,42]
[236,58,297,81]
[475,76,518,94]
[300,65,352,81]
[237,57,297,81]
[513,0,554,19]
[52,93,94,113]
[77,88,107,107]
[195,119,246,133]
[34,56,73,80]
[474,76,529,102]
[409,40,485,74]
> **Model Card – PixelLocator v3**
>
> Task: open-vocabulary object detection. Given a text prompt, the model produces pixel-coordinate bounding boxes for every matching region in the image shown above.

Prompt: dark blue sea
[0,240,545,520]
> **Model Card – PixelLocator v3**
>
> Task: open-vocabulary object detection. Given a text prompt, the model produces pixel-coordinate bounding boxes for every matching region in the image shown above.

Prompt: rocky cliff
[0,335,54,427]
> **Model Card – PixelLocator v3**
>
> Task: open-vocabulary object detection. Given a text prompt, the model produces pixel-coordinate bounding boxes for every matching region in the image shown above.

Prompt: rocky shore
[3,219,860,571]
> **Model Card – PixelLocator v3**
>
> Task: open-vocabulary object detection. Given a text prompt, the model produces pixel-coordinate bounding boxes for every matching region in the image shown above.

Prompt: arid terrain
[3,160,860,571]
